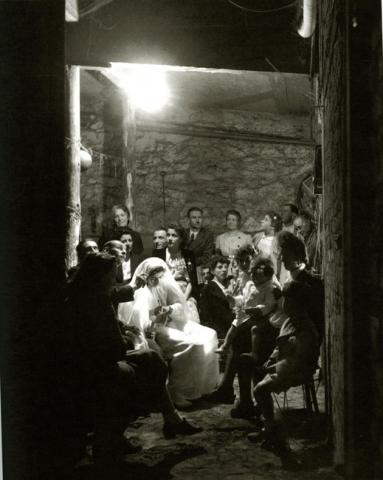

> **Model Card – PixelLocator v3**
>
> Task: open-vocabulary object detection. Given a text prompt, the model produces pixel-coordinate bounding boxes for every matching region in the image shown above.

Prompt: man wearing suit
[199,255,235,339]
[185,207,215,267]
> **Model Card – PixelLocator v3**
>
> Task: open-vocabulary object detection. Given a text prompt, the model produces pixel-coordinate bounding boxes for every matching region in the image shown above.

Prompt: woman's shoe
[163,418,203,439]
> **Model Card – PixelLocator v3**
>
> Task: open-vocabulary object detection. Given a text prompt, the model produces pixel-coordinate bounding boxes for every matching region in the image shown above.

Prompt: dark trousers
[70,350,168,454]
[221,320,277,391]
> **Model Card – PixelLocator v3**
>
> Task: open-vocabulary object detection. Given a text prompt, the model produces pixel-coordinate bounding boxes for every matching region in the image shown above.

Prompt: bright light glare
[111,65,170,113]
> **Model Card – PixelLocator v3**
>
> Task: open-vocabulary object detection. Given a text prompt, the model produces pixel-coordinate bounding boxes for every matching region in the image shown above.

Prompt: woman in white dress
[118,257,219,408]
[215,210,253,274]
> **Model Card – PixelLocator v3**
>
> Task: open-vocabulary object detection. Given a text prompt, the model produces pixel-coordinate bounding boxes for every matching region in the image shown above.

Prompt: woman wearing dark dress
[99,204,144,255]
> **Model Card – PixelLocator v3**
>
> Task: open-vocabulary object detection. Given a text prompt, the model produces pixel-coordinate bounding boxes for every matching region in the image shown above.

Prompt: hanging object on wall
[80,147,92,171]
[160,171,167,226]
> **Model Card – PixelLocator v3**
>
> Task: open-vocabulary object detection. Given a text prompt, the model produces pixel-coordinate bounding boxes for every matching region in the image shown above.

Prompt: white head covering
[130,257,172,285]
[119,257,193,334]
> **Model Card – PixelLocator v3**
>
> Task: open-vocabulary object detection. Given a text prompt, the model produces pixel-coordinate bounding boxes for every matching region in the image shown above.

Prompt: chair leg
[309,382,319,413]
[303,384,313,412]
[283,391,288,410]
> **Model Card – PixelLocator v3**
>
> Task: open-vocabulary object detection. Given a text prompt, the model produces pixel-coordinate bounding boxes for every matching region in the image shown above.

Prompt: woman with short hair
[99,204,144,255]
[215,209,253,259]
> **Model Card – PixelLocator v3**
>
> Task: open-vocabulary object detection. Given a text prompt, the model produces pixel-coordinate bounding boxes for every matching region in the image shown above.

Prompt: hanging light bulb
[110,64,170,113]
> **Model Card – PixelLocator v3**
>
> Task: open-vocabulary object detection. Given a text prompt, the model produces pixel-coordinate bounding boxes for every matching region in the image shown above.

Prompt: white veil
[118,257,193,333]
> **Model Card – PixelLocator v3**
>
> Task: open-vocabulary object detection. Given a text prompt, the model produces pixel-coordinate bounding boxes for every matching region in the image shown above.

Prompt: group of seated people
[64,202,324,465]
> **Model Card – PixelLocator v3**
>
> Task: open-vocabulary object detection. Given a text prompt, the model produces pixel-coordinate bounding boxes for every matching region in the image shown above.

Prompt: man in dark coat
[184,207,215,267]
[64,253,201,462]
[67,239,99,280]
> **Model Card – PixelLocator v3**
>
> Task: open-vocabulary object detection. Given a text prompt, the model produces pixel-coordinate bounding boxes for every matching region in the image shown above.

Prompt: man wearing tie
[186,207,215,268]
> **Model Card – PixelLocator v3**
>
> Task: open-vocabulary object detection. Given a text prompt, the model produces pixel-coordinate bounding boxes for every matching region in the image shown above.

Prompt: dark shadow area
[281,409,328,441]
[70,444,207,480]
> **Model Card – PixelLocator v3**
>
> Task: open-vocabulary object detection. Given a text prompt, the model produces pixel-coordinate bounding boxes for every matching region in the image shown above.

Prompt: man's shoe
[120,437,143,455]
[163,418,203,439]
[247,428,266,444]
[204,388,235,404]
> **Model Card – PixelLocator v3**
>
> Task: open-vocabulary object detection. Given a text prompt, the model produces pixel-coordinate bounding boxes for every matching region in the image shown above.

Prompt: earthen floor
[71,374,342,480]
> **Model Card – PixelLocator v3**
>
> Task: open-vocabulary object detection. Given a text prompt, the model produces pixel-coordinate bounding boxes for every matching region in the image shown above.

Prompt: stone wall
[80,99,314,250]
[134,107,313,244]
[80,90,124,240]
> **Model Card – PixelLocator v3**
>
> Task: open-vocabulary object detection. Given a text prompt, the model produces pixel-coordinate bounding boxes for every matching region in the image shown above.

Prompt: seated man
[67,239,99,280]
[102,240,134,307]
[206,256,281,404]
[199,255,234,338]
[64,253,202,463]
[234,281,319,457]
[201,264,213,285]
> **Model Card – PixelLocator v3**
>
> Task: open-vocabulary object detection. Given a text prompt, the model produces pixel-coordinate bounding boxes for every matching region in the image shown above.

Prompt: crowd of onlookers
[64,203,324,468]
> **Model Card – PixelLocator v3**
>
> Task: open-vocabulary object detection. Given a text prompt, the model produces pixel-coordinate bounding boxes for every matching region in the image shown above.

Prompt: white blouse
[215,230,253,257]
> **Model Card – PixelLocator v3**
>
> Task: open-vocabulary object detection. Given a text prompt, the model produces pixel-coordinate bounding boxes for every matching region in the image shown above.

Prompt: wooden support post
[65,65,82,270]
